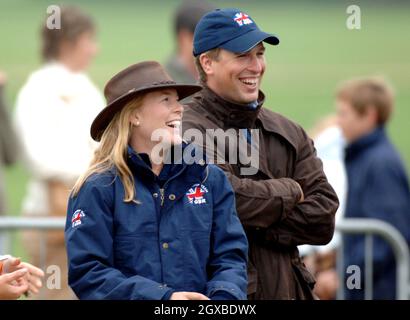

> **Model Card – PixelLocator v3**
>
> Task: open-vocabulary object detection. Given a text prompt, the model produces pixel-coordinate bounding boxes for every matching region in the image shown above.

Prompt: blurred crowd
[0,1,409,300]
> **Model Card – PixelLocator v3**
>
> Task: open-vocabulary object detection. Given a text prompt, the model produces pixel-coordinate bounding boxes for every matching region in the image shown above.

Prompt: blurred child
[336,76,410,299]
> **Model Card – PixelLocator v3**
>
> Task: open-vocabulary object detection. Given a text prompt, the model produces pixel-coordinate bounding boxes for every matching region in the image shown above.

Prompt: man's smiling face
[205,42,266,104]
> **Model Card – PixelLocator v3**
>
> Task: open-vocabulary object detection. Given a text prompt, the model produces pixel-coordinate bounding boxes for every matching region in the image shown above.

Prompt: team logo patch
[71,209,85,228]
[234,12,253,26]
[186,184,208,205]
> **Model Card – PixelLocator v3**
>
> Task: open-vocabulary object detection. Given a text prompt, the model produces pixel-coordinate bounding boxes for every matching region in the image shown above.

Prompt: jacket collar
[197,86,266,128]
[193,86,299,152]
[345,126,386,160]
[126,142,208,184]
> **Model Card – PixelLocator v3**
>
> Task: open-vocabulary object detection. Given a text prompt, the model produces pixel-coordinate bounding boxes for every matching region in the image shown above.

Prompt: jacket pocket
[178,202,212,232]
[113,233,158,277]
[182,230,210,292]
[291,259,316,299]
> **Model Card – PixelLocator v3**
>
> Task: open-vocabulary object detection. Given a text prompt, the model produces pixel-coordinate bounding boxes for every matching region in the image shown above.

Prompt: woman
[14,6,103,299]
[65,61,248,300]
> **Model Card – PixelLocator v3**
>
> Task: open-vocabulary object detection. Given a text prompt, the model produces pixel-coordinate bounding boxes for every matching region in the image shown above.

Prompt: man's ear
[199,53,214,76]
[365,105,379,127]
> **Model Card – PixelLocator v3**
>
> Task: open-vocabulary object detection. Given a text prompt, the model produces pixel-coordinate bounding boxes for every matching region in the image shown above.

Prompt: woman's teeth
[166,120,181,128]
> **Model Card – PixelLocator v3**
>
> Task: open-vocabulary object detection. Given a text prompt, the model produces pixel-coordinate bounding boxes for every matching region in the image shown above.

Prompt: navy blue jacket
[344,127,410,299]
[65,144,248,300]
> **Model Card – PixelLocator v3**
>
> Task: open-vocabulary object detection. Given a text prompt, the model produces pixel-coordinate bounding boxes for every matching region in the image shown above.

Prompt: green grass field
[1,0,410,220]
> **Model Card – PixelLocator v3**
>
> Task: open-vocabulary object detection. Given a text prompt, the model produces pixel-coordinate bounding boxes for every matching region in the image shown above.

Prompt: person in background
[14,6,104,299]
[0,71,20,256]
[0,254,44,300]
[0,71,19,216]
[336,76,410,300]
[298,115,347,300]
[165,0,215,84]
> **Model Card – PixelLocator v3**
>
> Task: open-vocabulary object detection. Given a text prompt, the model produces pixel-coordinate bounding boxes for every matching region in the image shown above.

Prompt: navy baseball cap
[193,8,279,57]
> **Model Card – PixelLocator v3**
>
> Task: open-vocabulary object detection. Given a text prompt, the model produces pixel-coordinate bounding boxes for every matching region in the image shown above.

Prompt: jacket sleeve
[222,166,303,228]
[183,117,302,229]
[205,166,248,300]
[264,128,339,247]
[65,177,174,300]
[347,158,410,270]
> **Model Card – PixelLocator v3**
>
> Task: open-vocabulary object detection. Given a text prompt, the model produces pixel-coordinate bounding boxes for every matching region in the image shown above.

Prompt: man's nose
[247,55,264,74]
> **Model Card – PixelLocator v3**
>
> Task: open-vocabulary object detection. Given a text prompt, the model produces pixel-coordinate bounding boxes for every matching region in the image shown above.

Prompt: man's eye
[163,97,169,102]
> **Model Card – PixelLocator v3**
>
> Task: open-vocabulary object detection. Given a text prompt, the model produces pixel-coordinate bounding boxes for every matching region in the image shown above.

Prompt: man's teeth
[166,120,181,128]
[240,78,257,85]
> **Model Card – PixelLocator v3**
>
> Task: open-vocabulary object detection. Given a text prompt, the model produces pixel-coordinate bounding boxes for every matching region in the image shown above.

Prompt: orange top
[0,261,3,274]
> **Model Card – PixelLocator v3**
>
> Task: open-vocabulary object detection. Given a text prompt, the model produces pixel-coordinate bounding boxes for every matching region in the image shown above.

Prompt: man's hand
[2,257,45,295]
[170,291,210,300]
[0,269,29,300]
[296,182,304,203]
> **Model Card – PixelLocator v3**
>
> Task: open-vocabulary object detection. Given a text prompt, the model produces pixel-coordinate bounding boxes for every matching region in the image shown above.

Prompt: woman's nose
[174,102,184,114]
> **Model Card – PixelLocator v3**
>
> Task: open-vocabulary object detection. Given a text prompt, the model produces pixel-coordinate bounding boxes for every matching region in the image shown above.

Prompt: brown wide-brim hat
[90,61,202,141]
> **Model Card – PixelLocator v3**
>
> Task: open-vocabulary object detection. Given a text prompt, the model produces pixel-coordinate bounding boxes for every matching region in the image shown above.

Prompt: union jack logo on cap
[234,12,253,26]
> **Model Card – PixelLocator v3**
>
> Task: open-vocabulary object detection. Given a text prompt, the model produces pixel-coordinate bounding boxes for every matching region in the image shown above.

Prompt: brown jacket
[182,87,339,299]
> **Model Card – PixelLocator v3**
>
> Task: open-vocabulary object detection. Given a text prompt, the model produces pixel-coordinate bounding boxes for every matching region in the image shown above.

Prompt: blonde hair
[336,76,395,125]
[71,95,145,203]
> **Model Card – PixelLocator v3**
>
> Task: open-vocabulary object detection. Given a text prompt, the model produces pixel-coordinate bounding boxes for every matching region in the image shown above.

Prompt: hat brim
[220,29,279,54]
[90,83,202,141]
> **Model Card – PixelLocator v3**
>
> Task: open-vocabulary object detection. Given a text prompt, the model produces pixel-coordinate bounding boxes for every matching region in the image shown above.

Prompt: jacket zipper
[159,188,165,206]
[158,164,189,207]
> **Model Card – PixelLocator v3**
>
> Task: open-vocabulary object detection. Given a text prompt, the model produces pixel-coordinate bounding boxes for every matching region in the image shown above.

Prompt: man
[182,8,339,299]
[336,77,410,299]
[165,0,215,84]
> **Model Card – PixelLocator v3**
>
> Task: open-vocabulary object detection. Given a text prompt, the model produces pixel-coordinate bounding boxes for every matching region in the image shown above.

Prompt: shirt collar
[126,142,207,177]
[197,86,266,128]
[345,126,386,159]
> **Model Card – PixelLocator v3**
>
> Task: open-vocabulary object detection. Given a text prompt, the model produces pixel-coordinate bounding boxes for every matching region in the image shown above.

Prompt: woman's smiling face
[130,89,183,152]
